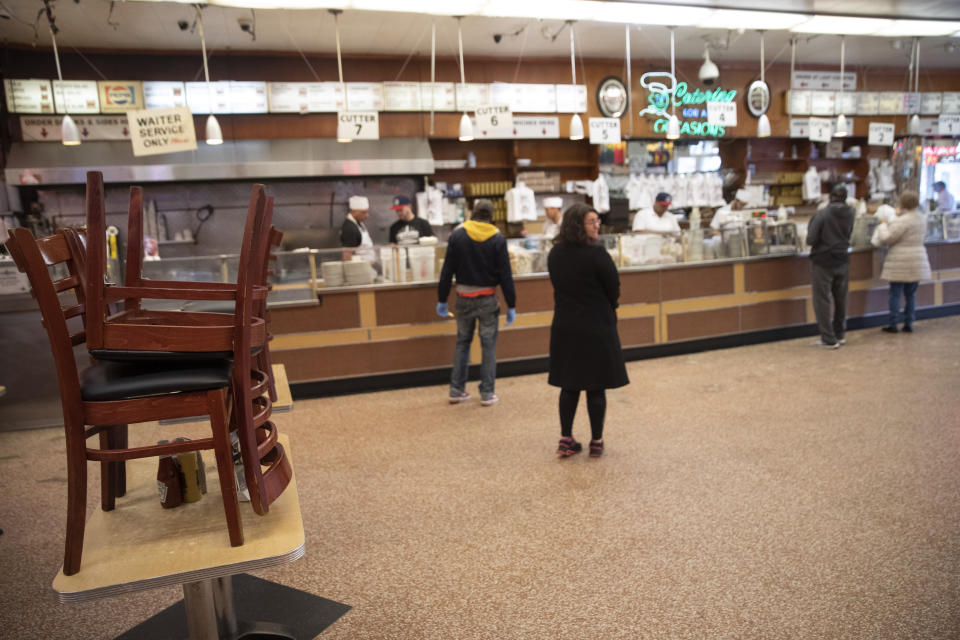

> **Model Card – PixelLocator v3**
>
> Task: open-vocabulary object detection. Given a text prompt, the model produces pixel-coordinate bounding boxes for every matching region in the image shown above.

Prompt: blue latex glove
[436,301,450,318]
[506,308,516,325]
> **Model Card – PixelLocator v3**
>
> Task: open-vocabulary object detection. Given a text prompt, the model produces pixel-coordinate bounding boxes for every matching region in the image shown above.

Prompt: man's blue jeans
[888,281,919,329]
[450,294,499,400]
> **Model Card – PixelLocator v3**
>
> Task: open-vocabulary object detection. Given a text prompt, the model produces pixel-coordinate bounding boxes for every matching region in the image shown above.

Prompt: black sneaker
[882,326,899,334]
[556,437,582,457]
[903,326,913,333]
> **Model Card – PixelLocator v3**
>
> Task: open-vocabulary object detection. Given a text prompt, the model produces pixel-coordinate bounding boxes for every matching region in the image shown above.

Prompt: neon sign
[639,72,738,138]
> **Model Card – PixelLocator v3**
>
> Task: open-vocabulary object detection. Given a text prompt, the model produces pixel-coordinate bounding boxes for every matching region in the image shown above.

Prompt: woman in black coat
[547,203,629,457]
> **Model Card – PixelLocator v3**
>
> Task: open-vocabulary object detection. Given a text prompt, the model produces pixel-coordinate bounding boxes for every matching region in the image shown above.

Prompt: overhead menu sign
[474,104,513,138]
[868,122,895,146]
[382,82,422,111]
[513,116,559,139]
[902,93,920,115]
[877,92,904,115]
[556,85,588,113]
[143,81,187,109]
[786,91,811,115]
[98,81,144,113]
[185,81,231,114]
[494,83,557,113]
[127,107,197,156]
[456,83,490,111]
[920,92,942,115]
[4,79,55,114]
[228,81,268,113]
[345,83,383,111]
[53,80,100,114]
[917,117,939,136]
[942,93,960,114]
[308,83,345,112]
[338,111,379,140]
[420,82,455,111]
[791,70,856,91]
[20,115,131,142]
[835,92,857,115]
[789,118,809,138]
[268,82,310,113]
[810,91,836,116]
[589,117,621,144]
[856,92,879,115]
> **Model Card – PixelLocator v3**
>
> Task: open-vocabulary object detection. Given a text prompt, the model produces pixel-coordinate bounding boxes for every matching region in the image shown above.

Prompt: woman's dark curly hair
[555,203,598,245]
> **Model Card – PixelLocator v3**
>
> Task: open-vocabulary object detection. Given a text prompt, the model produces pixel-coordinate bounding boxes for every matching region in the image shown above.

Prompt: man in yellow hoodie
[437,199,516,406]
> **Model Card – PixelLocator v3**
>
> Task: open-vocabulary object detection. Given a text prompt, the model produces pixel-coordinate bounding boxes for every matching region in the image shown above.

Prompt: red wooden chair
[6,227,244,576]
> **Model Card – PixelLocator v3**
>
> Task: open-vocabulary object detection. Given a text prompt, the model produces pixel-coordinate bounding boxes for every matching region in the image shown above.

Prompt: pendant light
[908,37,921,135]
[195,8,222,145]
[568,22,584,141]
[456,17,474,142]
[48,27,80,146]
[333,10,351,143]
[757,31,771,137]
[666,28,680,140]
[834,36,848,138]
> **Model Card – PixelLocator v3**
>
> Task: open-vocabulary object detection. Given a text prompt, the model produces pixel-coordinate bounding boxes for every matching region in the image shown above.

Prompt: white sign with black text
[474,104,513,137]
[338,111,379,140]
[938,114,960,137]
[789,118,809,138]
[588,117,621,144]
[868,122,895,146]
[706,101,737,127]
[127,107,197,157]
[808,117,833,143]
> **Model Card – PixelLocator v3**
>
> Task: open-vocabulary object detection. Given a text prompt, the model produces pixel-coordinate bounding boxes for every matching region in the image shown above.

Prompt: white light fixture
[333,10,351,143]
[757,31,770,138]
[792,15,893,35]
[48,27,81,146]
[568,22,584,141]
[456,17,474,142]
[872,19,960,37]
[698,9,807,30]
[666,115,680,140]
[665,27,679,140]
[195,9,223,145]
[834,36,847,138]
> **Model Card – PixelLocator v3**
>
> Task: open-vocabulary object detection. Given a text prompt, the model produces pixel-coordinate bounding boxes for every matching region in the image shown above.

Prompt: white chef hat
[543,197,563,209]
[349,195,369,210]
[734,189,751,203]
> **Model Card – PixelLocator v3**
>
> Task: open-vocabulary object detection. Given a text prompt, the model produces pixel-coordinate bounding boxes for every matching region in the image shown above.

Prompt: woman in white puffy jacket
[871,191,931,333]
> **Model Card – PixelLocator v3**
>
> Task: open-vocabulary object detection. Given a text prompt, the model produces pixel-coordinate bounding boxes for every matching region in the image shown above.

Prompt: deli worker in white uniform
[541,197,564,240]
[632,191,681,237]
[340,195,375,262]
[710,189,751,232]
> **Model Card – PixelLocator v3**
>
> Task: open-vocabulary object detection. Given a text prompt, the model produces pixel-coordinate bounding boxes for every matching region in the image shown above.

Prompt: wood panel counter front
[268,243,960,386]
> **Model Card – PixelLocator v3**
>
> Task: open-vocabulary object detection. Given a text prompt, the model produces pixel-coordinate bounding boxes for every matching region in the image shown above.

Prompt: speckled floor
[1,317,959,639]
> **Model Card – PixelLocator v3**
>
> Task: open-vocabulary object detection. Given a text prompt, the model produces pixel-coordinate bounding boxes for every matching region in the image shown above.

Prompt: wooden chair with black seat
[82,172,291,518]
[5,226,244,576]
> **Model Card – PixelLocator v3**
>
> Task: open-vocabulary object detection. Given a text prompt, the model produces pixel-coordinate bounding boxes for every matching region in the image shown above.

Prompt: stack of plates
[344,260,374,286]
[321,261,344,287]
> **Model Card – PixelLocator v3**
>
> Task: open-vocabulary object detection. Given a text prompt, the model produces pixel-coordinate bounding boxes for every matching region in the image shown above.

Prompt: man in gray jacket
[807,184,855,348]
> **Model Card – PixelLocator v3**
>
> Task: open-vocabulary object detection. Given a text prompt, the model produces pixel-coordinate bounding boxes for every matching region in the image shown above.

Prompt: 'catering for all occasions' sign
[127,107,197,157]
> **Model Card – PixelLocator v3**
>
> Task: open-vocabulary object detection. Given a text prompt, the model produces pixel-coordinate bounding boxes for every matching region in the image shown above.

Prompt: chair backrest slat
[123,186,144,312]
[84,171,107,349]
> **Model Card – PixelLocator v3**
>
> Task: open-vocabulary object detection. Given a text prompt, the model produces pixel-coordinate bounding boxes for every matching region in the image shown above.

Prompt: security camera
[239,18,253,33]
[699,48,719,86]
[177,20,189,31]
[493,34,502,44]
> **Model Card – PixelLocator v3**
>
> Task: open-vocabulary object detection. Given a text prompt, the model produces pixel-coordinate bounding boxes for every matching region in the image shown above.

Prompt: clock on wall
[596,76,629,119]
[746,80,771,118]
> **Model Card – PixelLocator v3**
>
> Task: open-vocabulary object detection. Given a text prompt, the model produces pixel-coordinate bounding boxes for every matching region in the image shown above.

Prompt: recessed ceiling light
[792,15,894,35]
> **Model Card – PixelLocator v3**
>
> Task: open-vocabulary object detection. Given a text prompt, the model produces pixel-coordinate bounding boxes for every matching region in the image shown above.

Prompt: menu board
[20,115,131,142]
[942,92,960,114]
[834,92,857,115]
[98,81,144,113]
[420,82,455,111]
[268,82,310,113]
[514,84,558,112]
[382,82,422,111]
[877,92,904,115]
[456,83,490,111]
[346,83,383,111]
[920,92,943,115]
[488,83,521,110]
[228,81,268,113]
[53,80,100,114]
[556,84,588,113]
[4,79,55,114]
[902,93,920,115]
[307,83,345,112]
[791,70,856,91]
[856,92,879,116]
[917,117,939,136]
[788,118,809,138]
[810,91,836,116]
[185,81,231,114]
[143,81,187,109]
[787,91,811,115]
[513,116,560,139]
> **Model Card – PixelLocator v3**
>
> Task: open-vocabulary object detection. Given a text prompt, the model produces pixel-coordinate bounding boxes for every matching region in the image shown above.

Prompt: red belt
[457,288,495,298]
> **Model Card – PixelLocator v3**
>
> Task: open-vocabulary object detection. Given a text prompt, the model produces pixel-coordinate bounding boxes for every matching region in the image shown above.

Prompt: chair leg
[114,426,128,497]
[64,426,88,576]
[208,389,244,547]
[98,431,116,512]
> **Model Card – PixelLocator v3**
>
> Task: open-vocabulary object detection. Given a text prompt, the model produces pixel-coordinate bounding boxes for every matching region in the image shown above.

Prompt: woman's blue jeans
[450,294,499,400]
[888,281,919,328]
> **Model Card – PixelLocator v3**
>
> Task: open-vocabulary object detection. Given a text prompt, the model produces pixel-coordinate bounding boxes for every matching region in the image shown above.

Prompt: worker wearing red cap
[631,191,681,237]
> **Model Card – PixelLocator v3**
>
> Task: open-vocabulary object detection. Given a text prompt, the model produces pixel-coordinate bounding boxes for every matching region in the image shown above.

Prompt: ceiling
[1,0,959,73]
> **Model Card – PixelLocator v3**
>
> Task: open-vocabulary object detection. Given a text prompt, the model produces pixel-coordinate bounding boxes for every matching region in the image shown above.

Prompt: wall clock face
[747,80,771,117]
[596,76,629,119]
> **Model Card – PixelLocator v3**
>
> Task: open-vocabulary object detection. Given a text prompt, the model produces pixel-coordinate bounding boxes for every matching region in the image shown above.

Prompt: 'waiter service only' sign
[127,107,197,157]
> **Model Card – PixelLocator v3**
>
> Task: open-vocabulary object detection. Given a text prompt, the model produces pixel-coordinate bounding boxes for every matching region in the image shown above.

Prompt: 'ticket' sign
[127,107,197,157]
